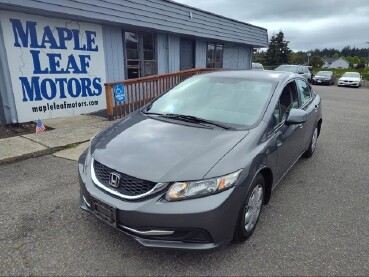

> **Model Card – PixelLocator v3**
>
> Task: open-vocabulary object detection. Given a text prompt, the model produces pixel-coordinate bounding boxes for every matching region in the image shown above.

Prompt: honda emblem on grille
[109,172,121,188]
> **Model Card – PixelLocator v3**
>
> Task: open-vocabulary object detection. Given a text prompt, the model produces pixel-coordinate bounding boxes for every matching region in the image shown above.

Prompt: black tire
[303,126,318,158]
[233,174,265,243]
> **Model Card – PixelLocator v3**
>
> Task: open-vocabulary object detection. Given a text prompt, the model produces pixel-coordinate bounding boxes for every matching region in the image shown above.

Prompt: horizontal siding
[0,0,268,47]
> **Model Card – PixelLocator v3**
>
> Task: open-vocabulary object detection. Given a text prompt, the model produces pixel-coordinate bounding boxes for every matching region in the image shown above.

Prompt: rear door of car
[295,78,320,149]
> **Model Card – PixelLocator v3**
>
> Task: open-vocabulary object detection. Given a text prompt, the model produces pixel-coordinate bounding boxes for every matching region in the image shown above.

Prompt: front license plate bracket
[91,197,117,227]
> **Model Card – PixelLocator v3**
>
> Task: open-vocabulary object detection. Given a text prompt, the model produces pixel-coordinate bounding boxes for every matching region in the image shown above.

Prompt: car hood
[314,75,329,79]
[92,113,249,182]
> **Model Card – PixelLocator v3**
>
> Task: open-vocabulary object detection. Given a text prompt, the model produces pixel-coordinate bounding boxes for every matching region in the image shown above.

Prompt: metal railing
[104,68,219,120]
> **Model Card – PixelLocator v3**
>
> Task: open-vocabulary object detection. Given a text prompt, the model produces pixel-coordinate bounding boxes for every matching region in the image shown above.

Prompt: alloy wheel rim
[311,128,318,152]
[244,184,263,232]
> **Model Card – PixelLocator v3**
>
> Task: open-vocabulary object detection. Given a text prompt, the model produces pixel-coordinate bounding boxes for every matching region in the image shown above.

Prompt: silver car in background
[252,62,264,70]
[275,64,312,83]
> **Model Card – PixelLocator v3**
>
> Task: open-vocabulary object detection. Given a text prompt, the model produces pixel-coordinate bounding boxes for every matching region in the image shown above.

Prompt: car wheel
[233,174,265,243]
[303,126,318,158]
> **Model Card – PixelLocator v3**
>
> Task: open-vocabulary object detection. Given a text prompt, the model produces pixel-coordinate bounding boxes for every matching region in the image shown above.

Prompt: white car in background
[338,72,362,88]
[252,62,264,70]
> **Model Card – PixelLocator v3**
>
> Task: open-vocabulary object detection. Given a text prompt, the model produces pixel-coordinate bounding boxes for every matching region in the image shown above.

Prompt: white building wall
[329,58,349,69]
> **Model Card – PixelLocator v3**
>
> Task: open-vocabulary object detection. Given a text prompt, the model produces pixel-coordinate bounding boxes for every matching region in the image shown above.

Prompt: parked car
[312,71,334,85]
[338,72,362,88]
[275,64,312,83]
[252,62,264,70]
[79,70,323,250]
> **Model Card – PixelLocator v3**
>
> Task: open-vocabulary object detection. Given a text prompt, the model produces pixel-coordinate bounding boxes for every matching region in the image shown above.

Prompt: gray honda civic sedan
[79,70,322,250]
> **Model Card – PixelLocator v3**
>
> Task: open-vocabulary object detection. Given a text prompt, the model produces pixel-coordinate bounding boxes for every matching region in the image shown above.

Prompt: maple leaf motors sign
[0,11,107,122]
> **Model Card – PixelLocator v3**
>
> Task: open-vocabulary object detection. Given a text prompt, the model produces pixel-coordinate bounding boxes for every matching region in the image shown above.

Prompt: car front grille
[93,160,158,197]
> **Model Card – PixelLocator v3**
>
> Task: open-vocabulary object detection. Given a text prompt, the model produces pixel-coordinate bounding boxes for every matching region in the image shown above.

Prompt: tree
[353,56,360,64]
[289,52,304,64]
[253,50,266,65]
[341,46,352,57]
[310,55,323,68]
[345,56,354,63]
[265,31,292,66]
[333,53,340,59]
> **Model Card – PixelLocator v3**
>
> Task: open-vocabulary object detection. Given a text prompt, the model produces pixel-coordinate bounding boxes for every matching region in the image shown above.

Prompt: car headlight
[166,169,242,201]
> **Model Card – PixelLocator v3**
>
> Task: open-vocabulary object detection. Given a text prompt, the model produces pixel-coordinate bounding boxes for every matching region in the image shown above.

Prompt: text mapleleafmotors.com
[32,100,99,113]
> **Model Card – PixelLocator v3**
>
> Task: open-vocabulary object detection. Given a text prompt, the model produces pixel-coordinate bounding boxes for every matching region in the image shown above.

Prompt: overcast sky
[174,0,369,51]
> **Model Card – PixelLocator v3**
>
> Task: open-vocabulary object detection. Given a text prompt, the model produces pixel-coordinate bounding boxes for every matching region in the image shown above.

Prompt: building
[323,57,350,69]
[0,0,268,124]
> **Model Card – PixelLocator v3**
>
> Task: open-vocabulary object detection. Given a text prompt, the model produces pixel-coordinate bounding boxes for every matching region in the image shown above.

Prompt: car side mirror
[286,109,308,125]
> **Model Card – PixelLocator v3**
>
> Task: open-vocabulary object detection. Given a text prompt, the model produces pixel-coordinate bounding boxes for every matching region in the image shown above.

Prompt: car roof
[201,70,296,83]
[276,64,301,67]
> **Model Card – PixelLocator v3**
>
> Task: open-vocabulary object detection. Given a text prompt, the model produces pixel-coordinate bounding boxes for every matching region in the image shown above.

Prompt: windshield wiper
[142,111,163,116]
[160,113,235,130]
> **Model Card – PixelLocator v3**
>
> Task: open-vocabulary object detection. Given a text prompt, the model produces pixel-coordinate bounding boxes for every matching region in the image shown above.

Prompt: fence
[104,68,218,120]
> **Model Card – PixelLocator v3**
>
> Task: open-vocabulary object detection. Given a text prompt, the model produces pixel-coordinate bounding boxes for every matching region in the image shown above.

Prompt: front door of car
[296,79,319,149]
[273,81,306,181]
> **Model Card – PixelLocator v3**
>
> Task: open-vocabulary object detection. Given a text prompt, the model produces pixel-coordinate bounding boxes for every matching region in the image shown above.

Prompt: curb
[0,140,88,166]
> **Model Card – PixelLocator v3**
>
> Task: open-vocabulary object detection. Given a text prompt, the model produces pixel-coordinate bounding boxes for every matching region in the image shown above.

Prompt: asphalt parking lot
[1,85,369,276]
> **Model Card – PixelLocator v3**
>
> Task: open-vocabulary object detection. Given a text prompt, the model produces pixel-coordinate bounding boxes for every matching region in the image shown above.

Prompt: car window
[272,101,281,127]
[146,75,276,128]
[296,79,312,106]
[278,81,299,123]
[275,65,298,73]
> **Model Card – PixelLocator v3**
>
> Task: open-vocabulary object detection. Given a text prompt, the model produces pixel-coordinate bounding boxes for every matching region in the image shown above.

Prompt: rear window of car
[275,65,298,72]
[317,71,331,76]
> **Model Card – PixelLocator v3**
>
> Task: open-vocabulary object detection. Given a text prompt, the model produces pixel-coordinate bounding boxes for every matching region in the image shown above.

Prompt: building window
[207,42,223,68]
[125,32,157,79]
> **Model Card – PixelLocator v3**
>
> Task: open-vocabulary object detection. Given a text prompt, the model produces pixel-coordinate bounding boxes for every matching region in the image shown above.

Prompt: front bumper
[338,80,360,87]
[312,78,330,85]
[78,151,245,250]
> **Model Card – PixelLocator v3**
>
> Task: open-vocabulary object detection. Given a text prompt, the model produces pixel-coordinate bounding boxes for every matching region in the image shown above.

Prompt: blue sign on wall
[114,84,126,103]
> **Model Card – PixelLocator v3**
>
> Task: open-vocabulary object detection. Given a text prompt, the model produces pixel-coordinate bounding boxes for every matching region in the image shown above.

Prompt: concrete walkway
[0,115,115,164]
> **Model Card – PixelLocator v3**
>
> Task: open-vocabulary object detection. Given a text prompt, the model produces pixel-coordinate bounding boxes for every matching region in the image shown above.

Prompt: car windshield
[145,75,275,128]
[316,71,331,76]
[275,65,298,73]
[343,72,360,78]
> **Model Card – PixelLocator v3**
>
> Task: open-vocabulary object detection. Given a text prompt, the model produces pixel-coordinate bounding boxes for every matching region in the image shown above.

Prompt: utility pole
[307,52,311,65]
